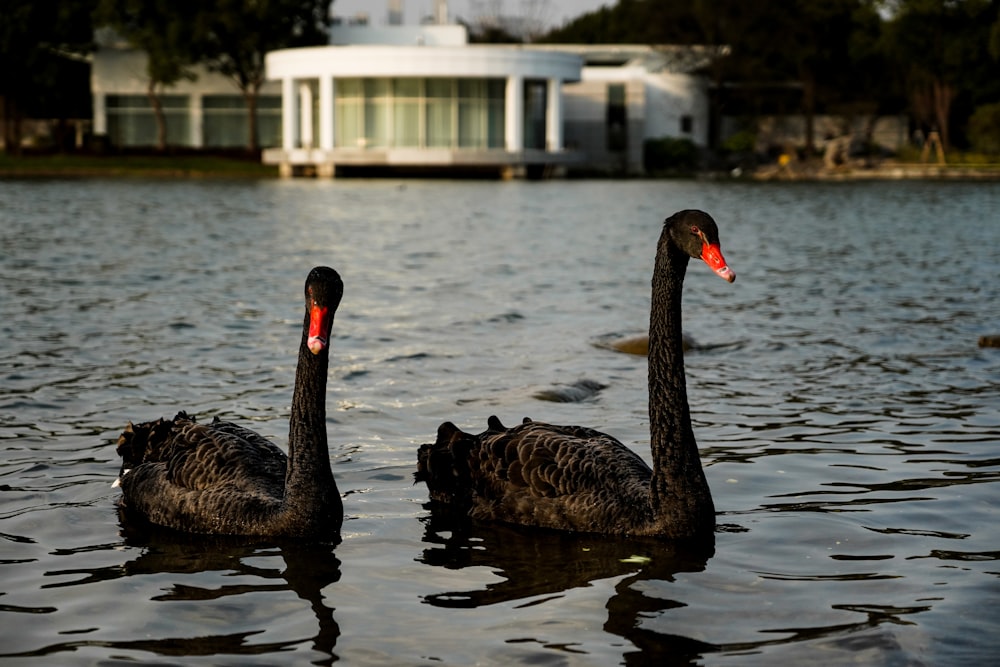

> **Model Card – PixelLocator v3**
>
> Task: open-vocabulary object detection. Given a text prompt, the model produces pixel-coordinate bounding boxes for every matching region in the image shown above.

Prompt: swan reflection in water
[39,514,342,665]
[417,511,717,664]
[417,512,932,664]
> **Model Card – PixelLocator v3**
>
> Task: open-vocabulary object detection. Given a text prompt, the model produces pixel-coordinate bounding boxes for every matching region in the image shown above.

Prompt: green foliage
[197,0,331,88]
[721,131,757,154]
[93,0,331,151]
[194,0,332,150]
[967,103,1000,155]
[98,0,203,85]
[0,0,97,152]
[540,0,1000,156]
[643,137,699,174]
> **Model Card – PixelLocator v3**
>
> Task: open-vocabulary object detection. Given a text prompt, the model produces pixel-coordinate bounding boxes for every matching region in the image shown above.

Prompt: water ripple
[1,179,999,664]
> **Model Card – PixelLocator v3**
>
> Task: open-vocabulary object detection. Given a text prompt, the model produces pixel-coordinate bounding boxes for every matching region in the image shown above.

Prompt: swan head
[305,267,344,355]
[666,210,735,283]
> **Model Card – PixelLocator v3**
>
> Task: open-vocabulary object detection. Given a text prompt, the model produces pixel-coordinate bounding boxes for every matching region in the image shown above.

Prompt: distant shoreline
[748,159,1000,182]
[3,153,1000,181]
[0,154,275,179]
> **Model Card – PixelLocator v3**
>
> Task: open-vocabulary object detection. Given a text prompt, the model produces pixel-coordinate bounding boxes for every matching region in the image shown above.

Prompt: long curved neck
[284,311,335,508]
[647,238,715,537]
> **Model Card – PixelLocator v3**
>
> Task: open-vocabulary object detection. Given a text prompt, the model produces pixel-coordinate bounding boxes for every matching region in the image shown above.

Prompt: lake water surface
[1,177,998,665]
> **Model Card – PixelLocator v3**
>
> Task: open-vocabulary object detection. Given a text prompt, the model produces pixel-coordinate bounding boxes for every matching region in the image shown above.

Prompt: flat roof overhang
[266,46,582,83]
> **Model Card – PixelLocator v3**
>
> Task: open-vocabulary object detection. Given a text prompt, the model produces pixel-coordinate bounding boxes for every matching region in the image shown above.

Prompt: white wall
[91,48,280,96]
[643,72,709,146]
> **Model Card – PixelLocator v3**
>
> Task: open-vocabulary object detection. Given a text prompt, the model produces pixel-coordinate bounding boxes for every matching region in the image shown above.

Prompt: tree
[0,0,96,154]
[883,0,994,151]
[539,1,880,152]
[195,0,331,153]
[96,0,202,151]
[467,0,553,42]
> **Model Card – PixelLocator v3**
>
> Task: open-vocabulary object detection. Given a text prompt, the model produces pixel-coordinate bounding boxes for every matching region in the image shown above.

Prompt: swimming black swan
[415,210,735,539]
[113,266,344,540]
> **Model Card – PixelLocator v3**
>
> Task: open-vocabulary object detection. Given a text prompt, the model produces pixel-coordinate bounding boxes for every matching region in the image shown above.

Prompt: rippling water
[1,177,998,665]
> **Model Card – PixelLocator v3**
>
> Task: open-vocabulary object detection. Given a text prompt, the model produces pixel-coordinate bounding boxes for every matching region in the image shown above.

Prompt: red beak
[307,305,331,354]
[702,242,736,282]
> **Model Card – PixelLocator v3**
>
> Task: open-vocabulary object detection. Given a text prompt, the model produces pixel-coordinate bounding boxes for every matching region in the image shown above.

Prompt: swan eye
[691,225,701,236]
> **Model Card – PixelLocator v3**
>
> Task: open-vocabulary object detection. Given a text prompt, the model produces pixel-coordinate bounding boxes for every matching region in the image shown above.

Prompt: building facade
[89,25,719,177]
[552,45,719,175]
[90,32,282,150]
[263,25,581,178]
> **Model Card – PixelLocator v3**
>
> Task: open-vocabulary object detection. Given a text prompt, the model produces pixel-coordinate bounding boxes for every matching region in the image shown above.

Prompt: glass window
[393,78,421,147]
[426,79,454,148]
[364,78,391,148]
[203,95,245,148]
[257,95,282,148]
[105,94,191,147]
[523,80,546,150]
[335,78,364,148]
[325,77,506,151]
[458,79,486,148]
[487,80,505,148]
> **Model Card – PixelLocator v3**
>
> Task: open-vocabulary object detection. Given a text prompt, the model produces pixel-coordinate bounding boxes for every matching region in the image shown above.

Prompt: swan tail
[415,419,499,508]
[114,411,195,482]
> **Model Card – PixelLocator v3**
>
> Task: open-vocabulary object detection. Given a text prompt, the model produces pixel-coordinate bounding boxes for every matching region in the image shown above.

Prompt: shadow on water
[4,512,342,665]
[417,509,718,665]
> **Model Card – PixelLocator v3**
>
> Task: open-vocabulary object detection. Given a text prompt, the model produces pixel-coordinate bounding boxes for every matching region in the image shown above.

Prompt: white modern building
[263,23,582,178]
[88,13,722,177]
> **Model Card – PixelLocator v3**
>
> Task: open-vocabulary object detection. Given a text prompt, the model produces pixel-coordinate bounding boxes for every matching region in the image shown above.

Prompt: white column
[93,93,107,135]
[282,77,298,150]
[505,75,523,152]
[299,82,313,150]
[189,93,203,148]
[319,76,334,150]
[546,78,562,152]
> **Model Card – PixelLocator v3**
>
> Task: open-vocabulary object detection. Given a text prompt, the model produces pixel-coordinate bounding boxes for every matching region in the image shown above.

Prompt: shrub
[967,103,1000,155]
[643,137,699,174]
[721,130,757,154]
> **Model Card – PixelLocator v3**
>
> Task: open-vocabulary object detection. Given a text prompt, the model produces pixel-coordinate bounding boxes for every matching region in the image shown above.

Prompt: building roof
[526,44,730,73]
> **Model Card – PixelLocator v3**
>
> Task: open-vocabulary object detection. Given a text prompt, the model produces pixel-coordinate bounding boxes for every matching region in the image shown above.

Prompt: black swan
[113,266,344,540]
[415,210,735,539]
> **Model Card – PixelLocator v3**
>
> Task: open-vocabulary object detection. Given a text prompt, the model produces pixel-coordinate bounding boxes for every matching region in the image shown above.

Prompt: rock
[979,335,1000,348]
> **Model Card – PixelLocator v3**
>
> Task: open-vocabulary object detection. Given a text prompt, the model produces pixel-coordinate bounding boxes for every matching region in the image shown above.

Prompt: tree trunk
[147,80,167,151]
[932,78,954,151]
[800,71,817,157]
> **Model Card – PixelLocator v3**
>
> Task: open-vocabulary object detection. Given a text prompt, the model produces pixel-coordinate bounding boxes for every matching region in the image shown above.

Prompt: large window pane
[106,94,190,147]
[203,95,245,147]
[523,80,546,150]
[426,79,453,148]
[257,95,282,148]
[335,78,363,148]
[487,80,505,148]
[393,78,420,147]
[364,78,391,148]
[458,79,486,148]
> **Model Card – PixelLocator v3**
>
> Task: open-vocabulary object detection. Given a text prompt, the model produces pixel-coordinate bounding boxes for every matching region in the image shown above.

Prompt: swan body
[416,210,735,539]
[114,266,344,540]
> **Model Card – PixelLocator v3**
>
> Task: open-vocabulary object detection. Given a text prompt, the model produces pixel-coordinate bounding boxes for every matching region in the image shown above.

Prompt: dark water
[1,177,998,666]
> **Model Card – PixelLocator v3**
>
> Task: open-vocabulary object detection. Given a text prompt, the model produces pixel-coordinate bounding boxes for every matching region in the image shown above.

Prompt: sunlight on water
[1,177,998,665]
